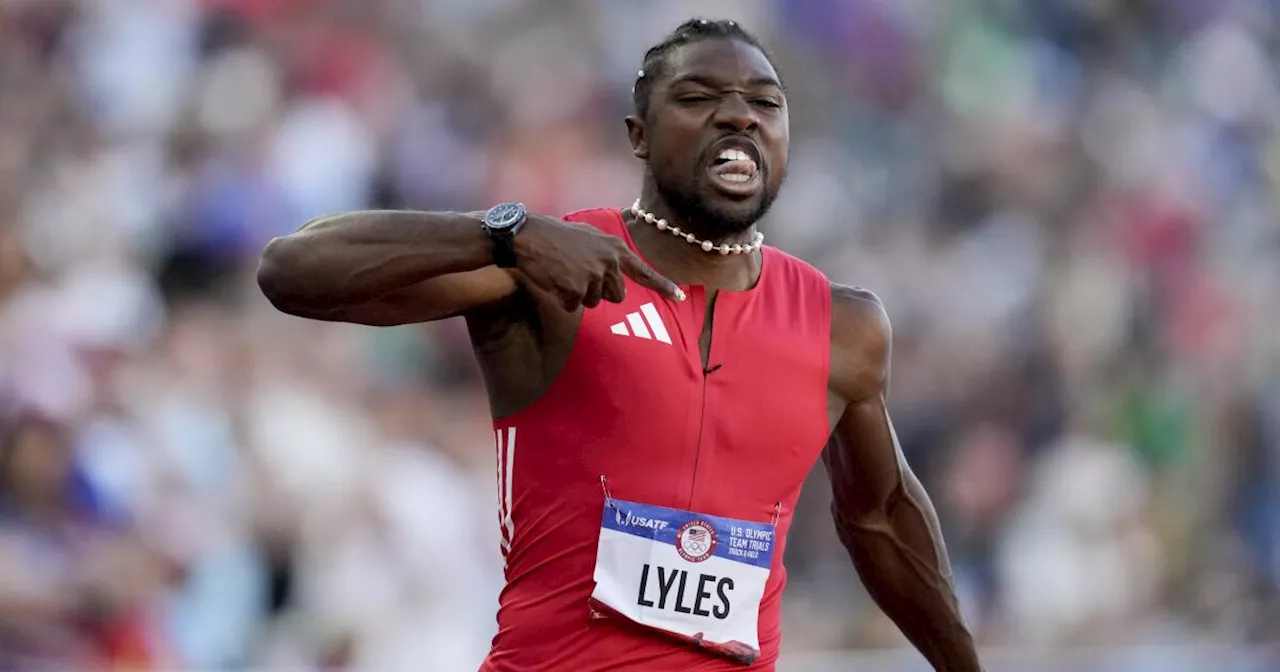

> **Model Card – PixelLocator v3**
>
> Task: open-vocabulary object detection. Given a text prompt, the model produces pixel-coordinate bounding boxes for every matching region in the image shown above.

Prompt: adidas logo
[609,303,672,344]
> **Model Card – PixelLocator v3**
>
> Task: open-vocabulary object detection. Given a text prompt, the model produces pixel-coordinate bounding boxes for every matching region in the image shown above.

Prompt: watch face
[486,202,525,230]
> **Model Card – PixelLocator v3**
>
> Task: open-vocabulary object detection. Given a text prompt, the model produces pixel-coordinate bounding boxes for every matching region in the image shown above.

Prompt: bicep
[825,283,904,517]
[823,395,908,521]
[305,267,520,326]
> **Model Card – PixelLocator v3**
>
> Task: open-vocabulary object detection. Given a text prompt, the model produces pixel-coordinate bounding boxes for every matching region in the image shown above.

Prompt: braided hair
[631,18,779,121]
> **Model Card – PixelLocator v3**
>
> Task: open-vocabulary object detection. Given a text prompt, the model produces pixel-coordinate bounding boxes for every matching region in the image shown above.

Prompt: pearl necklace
[630,200,764,256]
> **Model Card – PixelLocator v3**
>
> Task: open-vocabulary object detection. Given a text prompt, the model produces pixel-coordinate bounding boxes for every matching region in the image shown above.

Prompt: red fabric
[88,612,163,670]
[481,209,832,671]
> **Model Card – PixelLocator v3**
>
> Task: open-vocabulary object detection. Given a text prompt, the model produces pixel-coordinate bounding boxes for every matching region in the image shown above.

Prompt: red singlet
[481,208,832,671]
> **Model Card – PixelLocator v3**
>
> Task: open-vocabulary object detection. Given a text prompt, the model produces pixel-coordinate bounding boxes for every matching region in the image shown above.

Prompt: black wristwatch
[482,202,528,268]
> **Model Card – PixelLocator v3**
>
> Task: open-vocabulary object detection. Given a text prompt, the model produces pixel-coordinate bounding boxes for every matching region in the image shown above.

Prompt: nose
[714,94,759,133]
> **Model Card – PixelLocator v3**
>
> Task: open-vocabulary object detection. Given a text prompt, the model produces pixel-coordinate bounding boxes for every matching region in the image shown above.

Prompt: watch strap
[491,231,518,268]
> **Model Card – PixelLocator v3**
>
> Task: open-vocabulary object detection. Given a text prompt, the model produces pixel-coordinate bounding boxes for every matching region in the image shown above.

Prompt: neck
[635,184,760,247]
[626,187,762,291]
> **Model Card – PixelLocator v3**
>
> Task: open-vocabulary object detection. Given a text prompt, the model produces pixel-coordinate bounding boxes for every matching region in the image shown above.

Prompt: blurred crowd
[0,0,1277,670]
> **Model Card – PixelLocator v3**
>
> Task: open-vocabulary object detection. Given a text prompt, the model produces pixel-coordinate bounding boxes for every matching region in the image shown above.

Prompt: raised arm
[256,210,516,325]
[257,209,682,326]
[825,285,981,672]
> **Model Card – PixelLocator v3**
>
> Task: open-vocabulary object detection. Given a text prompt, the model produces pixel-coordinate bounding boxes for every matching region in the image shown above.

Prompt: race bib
[589,498,776,665]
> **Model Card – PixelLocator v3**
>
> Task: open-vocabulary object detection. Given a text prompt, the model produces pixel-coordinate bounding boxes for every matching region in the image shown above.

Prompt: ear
[625,115,648,160]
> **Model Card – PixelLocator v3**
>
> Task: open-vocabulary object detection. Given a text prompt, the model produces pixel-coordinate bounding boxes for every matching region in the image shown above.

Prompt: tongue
[712,160,756,177]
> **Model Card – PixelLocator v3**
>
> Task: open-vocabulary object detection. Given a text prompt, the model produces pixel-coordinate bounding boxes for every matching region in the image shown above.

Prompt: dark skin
[257,37,980,671]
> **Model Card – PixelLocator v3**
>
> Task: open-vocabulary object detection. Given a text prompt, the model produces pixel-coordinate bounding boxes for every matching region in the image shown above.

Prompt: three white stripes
[609,302,672,344]
[496,426,516,555]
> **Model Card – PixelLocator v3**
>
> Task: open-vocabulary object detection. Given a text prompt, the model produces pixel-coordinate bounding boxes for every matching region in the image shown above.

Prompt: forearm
[258,210,491,309]
[833,473,979,671]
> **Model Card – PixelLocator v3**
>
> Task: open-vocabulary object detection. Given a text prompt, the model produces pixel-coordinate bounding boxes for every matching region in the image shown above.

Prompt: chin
[700,187,780,233]
[699,198,768,233]
[663,182,778,236]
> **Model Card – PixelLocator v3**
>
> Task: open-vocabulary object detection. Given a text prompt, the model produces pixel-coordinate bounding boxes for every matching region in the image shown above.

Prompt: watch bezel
[484,202,526,233]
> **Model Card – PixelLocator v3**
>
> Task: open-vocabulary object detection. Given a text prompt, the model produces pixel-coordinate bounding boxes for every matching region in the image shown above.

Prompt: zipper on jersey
[686,288,718,510]
[688,367,711,509]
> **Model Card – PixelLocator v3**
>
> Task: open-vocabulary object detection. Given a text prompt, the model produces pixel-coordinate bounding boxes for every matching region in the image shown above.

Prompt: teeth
[711,146,758,185]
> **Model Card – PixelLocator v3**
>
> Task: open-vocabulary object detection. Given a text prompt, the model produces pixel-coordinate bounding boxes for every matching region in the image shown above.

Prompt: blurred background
[0,0,1278,670]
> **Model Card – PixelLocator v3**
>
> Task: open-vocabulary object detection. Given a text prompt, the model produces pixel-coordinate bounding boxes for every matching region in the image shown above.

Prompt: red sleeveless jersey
[481,208,832,671]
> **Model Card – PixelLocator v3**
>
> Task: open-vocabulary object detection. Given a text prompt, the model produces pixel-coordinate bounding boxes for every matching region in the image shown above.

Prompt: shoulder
[828,283,891,405]
[831,283,889,326]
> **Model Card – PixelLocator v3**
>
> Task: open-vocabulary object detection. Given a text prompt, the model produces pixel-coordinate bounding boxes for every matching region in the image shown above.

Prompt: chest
[559,285,830,518]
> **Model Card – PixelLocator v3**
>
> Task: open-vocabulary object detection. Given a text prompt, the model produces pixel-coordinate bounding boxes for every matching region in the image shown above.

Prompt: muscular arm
[825,285,980,671]
[257,210,518,326]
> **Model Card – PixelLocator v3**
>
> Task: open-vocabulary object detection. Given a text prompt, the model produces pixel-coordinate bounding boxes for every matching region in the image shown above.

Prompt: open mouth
[706,141,763,197]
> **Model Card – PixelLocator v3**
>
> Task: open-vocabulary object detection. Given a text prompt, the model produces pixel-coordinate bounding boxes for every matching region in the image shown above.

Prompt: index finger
[620,251,685,302]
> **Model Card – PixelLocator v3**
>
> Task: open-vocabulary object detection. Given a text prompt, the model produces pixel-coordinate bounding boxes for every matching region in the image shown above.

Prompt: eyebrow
[670,74,785,92]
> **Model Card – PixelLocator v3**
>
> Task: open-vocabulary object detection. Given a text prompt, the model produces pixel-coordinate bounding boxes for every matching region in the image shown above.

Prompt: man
[257,17,981,672]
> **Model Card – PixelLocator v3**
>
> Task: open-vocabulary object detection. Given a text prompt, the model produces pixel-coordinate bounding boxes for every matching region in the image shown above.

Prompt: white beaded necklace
[630,200,764,256]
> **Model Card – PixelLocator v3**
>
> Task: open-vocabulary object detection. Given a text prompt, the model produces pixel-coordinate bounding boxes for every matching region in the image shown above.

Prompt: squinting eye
[680,96,713,103]
[753,100,782,109]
